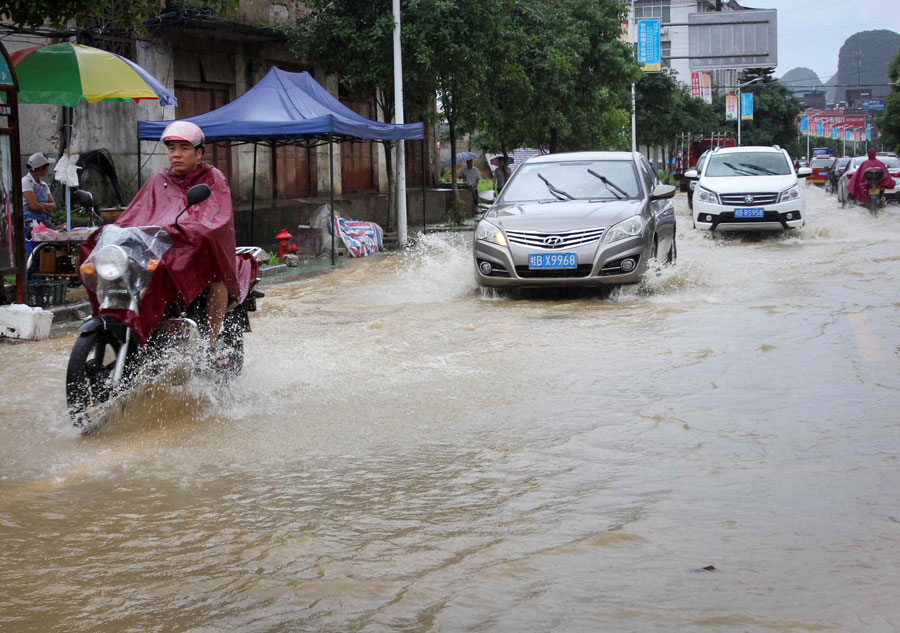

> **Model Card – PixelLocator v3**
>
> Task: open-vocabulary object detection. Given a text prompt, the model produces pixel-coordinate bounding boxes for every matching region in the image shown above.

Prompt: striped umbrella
[11,43,176,107]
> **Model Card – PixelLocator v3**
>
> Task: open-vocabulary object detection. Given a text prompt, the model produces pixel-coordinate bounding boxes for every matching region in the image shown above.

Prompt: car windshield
[811,158,834,168]
[705,152,792,177]
[499,160,641,203]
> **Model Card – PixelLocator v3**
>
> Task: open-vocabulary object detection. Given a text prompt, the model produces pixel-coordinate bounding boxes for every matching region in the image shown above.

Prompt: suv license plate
[529,252,576,269]
[734,207,764,218]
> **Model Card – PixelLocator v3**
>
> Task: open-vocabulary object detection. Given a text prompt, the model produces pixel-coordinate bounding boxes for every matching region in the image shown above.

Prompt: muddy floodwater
[1,188,899,632]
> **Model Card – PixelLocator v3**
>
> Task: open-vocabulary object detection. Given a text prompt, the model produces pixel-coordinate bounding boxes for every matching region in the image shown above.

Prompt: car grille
[719,192,779,205]
[505,227,606,250]
[515,265,594,279]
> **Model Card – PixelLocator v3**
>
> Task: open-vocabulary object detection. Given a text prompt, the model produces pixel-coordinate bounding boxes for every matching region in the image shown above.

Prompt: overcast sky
[741,0,900,80]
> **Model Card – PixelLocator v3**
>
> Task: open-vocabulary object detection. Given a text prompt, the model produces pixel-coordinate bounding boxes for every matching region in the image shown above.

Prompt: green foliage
[475,0,638,154]
[447,198,468,226]
[635,69,718,151]
[657,170,676,185]
[0,0,237,30]
[878,49,900,153]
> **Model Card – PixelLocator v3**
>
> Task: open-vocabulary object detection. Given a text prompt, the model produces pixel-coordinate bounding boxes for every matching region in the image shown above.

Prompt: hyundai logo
[543,235,564,246]
[744,195,754,204]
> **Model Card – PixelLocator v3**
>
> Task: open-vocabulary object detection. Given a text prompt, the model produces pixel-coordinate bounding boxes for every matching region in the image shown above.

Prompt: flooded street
[2,187,899,632]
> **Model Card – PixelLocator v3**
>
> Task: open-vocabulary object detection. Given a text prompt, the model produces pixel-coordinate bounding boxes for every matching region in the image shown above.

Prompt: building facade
[629,0,748,93]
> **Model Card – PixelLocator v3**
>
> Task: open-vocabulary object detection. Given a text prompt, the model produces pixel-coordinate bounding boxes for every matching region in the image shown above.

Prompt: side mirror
[797,167,812,178]
[478,189,496,203]
[650,184,677,200]
[72,189,94,209]
[186,184,211,207]
[683,169,698,179]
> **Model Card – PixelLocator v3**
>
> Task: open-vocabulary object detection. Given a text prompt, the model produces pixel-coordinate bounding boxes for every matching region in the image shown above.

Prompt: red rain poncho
[848,149,896,202]
[80,163,258,343]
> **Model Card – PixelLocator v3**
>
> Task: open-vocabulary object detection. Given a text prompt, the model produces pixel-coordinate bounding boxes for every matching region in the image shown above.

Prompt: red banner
[691,73,701,99]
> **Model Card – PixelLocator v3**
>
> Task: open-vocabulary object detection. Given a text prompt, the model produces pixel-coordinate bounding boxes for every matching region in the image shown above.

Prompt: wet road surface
[1,187,899,632]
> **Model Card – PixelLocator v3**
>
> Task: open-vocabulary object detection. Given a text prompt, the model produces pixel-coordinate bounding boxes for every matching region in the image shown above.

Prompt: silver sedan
[474,151,677,288]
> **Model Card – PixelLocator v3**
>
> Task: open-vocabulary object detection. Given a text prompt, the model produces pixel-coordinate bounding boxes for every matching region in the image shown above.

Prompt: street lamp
[737,76,764,146]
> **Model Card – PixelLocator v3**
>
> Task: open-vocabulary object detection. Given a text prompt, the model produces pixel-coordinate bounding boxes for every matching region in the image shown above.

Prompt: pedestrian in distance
[459,158,480,207]
[22,152,57,243]
[493,156,512,194]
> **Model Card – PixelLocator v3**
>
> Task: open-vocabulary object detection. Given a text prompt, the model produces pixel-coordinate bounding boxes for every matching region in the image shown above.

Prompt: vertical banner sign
[823,123,832,138]
[619,19,629,43]
[691,73,701,99]
[700,72,713,104]
[725,94,738,121]
[845,130,851,140]
[866,126,872,141]
[799,116,808,133]
[817,123,824,137]
[831,128,838,139]
[740,93,754,120]
[637,19,662,72]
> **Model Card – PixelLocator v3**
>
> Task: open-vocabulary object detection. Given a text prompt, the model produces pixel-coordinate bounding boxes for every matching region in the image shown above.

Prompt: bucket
[27,279,67,308]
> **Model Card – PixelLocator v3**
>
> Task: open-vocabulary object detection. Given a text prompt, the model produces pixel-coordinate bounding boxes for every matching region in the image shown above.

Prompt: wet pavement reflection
[2,187,900,632]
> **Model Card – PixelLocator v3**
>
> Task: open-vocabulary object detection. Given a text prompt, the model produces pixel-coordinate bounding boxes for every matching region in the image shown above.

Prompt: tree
[878,49,900,153]
[0,0,236,29]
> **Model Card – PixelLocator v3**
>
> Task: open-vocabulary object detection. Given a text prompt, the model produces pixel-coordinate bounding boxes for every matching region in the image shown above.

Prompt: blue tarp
[137,67,423,142]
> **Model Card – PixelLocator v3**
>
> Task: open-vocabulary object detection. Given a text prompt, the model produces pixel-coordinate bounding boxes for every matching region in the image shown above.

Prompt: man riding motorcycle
[78,120,258,361]
[847,148,896,204]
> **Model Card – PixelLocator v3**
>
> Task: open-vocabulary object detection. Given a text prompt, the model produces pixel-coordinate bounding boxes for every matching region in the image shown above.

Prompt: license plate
[868,188,881,195]
[734,207,764,218]
[529,252,576,269]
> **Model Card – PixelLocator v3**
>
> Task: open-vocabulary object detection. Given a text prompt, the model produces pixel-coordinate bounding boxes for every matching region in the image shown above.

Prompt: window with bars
[634,0,671,23]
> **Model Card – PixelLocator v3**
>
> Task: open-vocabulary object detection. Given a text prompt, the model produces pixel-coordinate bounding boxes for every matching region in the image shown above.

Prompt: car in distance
[838,154,900,205]
[691,145,812,232]
[825,157,851,194]
[473,151,677,288]
[685,150,709,211]
[808,156,835,186]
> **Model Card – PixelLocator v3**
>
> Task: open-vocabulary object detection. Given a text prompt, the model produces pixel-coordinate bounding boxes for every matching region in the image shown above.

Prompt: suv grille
[505,227,605,250]
[719,193,779,205]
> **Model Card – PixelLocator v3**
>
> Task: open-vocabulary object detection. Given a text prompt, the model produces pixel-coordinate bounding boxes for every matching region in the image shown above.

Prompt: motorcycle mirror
[186,184,211,208]
[72,189,94,209]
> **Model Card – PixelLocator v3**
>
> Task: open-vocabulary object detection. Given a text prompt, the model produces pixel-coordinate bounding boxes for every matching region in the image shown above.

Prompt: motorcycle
[65,185,264,429]
[863,167,887,216]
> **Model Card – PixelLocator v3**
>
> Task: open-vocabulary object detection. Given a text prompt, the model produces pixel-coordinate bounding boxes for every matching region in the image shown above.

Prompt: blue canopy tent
[137,67,425,262]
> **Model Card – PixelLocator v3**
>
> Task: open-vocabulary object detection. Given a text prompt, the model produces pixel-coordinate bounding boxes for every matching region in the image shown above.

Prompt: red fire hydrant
[276,228,299,261]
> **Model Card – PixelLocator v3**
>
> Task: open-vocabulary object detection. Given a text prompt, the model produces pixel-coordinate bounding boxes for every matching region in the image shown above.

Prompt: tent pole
[421,138,426,232]
[136,131,142,188]
[329,134,335,266]
[250,143,257,246]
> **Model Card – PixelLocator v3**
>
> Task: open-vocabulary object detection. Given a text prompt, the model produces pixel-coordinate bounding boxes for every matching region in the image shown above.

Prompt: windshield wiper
[739,162,778,175]
[722,161,756,176]
[537,173,574,200]
[586,169,626,199]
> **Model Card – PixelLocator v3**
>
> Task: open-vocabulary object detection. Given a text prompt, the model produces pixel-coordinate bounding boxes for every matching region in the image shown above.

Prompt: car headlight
[605,215,644,243]
[475,220,507,247]
[778,184,801,203]
[94,245,129,281]
[696,186,719,204]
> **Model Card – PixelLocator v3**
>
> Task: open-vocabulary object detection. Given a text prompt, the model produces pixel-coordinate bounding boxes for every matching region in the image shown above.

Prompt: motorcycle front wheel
[868,195,880,217]
[66,330,121,428]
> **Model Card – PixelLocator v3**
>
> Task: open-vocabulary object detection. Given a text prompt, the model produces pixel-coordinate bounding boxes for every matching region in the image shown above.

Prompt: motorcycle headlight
[475,220,507,247]
[778,184,801,203]
[605,215,644,243]
[95,245,129,281]
[696,186,719,204]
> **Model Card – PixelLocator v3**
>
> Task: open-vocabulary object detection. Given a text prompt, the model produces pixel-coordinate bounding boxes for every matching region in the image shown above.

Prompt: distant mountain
[832,30,900,102]
[778,67,823,98]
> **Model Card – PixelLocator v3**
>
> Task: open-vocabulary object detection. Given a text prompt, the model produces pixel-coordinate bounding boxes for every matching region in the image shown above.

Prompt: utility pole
[393,0,407,248]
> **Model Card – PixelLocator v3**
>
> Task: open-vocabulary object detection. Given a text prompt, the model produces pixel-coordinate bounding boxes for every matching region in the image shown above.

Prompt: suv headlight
[475,220,507,247]
[95,245,129,281]
[778,184,801,203]
[696,186,719,204]
[605,215,644,243]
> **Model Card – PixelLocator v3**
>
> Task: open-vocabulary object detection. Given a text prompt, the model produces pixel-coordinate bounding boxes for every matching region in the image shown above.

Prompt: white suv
[689,146,812,232]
